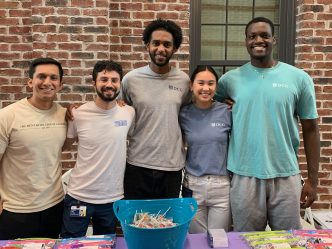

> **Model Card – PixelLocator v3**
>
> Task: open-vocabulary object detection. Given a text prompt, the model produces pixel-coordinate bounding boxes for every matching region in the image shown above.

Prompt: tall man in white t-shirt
[61,60,135,238]
[0,58,67,239]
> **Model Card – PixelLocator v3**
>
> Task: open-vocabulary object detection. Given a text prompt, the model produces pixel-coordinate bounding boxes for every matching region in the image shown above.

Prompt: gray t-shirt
[120,65,190,171]
[179,102,232,176]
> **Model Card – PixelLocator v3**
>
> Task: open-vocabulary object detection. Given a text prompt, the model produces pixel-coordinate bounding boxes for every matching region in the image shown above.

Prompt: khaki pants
[183,173,231,233]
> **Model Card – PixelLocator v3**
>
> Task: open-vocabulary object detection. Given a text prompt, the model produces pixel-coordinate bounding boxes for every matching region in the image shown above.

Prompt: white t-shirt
[67,102,135,204]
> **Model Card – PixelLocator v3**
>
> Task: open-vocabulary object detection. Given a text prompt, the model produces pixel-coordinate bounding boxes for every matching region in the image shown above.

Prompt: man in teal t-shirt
[215,17,320,231]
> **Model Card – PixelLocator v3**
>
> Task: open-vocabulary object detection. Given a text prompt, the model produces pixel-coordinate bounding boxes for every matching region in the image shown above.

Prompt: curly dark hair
[142,19,183,49]
[92,60,123,82]
[29,57,63,81]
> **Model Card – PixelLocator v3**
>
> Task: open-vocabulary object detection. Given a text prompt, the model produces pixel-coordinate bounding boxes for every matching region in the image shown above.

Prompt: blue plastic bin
[113,198,197,249]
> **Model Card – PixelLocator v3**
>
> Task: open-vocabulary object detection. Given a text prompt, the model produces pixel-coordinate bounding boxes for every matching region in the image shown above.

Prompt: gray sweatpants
[230,174,302,232]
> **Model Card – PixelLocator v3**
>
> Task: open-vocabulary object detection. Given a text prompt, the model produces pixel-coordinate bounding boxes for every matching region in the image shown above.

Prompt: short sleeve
[296,73,318,119]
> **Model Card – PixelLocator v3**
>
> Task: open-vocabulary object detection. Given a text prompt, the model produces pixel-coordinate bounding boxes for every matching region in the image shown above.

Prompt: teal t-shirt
[215,62,318,179]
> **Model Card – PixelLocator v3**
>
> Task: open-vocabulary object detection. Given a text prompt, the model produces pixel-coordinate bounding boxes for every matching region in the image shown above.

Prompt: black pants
[124,162,182,199]
[0,201,63,240]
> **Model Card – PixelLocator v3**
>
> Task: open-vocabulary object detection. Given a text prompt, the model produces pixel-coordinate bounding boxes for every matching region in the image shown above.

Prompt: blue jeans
[61,194,117,238]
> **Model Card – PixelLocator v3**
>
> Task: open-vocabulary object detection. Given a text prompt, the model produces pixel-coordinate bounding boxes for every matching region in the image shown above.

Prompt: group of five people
[0,17,319,239]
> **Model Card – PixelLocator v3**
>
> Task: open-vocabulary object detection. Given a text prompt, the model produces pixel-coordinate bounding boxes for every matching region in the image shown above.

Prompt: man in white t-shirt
[0,58,66,239]
[61,60,135,238]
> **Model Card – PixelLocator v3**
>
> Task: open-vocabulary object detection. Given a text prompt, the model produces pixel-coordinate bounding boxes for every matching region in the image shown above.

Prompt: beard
[149,51,172,67]
[96,86,119,102]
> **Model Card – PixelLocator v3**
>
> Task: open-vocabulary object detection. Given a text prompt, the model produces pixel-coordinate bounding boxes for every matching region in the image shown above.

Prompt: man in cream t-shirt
[0,58,66,239]
[61,60,135,238]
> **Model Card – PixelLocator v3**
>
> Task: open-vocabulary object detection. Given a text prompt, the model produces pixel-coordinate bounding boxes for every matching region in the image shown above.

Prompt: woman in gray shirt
[179,65,232,233]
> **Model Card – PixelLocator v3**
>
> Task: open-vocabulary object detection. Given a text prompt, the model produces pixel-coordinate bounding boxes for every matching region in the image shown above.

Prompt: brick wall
[296,0,332,209]
[0,0,331,209]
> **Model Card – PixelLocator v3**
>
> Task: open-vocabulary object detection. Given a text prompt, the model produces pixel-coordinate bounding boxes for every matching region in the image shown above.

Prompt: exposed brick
[82,9,108,16]
[71,69,90,76]
[299,21,325,30]
[56,8,80,15]
[59,26,82,33]
[96,35,109,42]
[22,17,32,25]
[96,52,109,59]
[120,20,142,28]
[62,77,83,85]
[32,7,55,15]
[109,11,130,19]
[45,0,68,7]
[71,0,94,8]
[96,17,108,25]
[70,17,94,25]
[0,18,20,26]
[83,26,108,33]
[12,61,31,68]
[72,85,94,93]
[297,37,324,45]
[45,16,69,24]
[71,34,94,42]
[85,44,109,51]
[0,94,11,100]
[0,53,21,60]
[0,85,23,93]
[96,1,109,8]
[298,53,324,61]
[33,25,56,33]
[321,164,332,171]
[300,4,324,13]
[60,94,83,101]
[110,3,120,10]
[46,51,69,59]
[156,12,179,20]
[46,34,69,42]
[9,9,31,17]
[58,43,82,50]
[11,44,32,51]
[168,3,190,11]
[71,52,94,59]
[322,117,332,123]
[120,3,143,11]
[132,12,155,19]
[0,2,20,8]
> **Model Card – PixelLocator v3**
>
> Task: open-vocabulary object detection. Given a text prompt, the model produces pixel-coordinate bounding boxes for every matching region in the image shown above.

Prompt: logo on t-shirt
[169,85,183,92]
[114,120,128,127]
[272,83,289,88]
[211,122,225,127]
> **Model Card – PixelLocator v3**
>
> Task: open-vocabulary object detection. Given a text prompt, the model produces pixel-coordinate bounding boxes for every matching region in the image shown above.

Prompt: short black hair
[190,65,219,83]
[142,19,183,49]
[92,60,123,82]
[245,16,275,37]
[29,57,63,81]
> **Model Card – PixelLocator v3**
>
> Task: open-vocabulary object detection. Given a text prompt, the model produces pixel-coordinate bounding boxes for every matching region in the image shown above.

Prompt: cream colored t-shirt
[0,98,66,213]
[67,102,135,204]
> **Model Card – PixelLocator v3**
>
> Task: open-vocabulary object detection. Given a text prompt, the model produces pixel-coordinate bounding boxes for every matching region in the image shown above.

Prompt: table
[0,234,247,249]
[312,210,332,229]
[115,232,248,249]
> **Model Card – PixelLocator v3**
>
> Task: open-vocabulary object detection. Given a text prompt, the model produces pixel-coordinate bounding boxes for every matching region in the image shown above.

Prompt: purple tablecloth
[0,233,248,249]
[115,232,248,249]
